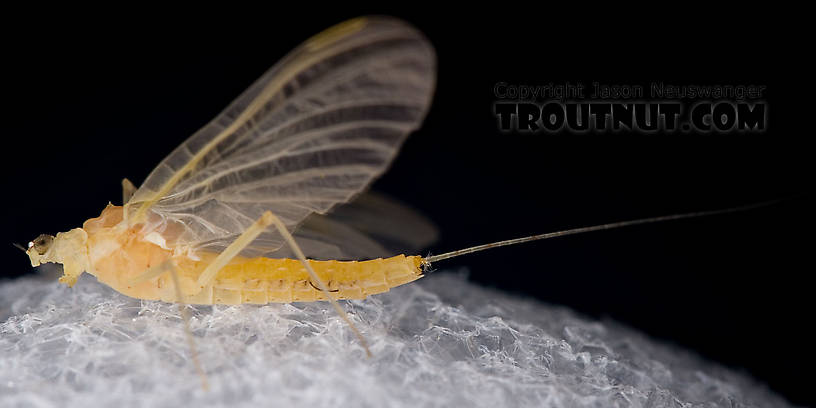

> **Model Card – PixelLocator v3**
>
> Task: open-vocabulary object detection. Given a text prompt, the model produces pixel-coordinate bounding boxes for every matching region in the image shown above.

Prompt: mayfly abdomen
[160,254,425,305]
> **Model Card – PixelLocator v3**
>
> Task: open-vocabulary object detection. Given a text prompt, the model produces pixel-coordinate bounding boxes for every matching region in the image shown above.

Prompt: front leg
[122,178,136,205]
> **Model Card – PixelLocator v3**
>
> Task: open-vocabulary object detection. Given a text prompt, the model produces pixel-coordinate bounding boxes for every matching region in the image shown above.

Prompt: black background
[2,7,812,406]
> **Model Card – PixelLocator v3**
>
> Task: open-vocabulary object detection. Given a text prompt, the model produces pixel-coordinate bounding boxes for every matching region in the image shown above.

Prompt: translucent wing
[125,17,436,258]
[286,191,439,260]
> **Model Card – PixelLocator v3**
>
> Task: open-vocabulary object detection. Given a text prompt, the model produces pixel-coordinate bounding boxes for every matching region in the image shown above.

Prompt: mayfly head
[25,234,55,267]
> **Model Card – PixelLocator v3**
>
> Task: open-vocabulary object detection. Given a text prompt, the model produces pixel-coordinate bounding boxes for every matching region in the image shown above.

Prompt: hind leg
[195,210,372,357]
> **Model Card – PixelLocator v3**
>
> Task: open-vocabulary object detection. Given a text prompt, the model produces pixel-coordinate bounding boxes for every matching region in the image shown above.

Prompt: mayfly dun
[20,16,779,389]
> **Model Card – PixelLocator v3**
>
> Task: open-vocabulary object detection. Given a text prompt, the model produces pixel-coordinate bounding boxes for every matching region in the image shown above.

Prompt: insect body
[20,16,775,382]
[27,204,423,305]
[22,17,440,367]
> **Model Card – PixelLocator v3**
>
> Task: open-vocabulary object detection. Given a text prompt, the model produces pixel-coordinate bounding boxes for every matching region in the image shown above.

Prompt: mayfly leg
[158,259,209,391]
[263,211,373,358]
[125,259,209,389]
[122,178,137,225]
[128,258,174,285]
[122,178,136,205]
[195,211,373,357]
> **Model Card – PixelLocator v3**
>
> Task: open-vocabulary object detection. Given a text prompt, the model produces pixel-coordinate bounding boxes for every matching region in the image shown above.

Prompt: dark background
[2,7,811,406]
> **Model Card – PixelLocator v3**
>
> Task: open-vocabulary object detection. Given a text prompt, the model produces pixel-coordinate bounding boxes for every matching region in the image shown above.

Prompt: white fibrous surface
[0,271,792,408]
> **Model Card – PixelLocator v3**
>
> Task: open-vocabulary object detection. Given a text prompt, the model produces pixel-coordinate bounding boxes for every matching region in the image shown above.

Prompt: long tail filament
[425,199,783,264]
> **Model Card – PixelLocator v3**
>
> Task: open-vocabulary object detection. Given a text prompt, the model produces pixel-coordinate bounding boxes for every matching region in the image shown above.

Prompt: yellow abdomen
[157,255,425,305]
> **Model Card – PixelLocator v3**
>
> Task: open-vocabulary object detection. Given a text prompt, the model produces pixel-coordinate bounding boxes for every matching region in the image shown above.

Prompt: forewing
[126,17,436,257]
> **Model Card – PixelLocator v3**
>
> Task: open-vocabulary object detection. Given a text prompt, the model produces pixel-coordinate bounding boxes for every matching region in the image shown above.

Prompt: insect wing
[126,17,436,257]
[287,191,439,259]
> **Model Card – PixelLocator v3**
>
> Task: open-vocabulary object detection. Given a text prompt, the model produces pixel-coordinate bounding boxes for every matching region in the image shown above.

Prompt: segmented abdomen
[159,255,424,305]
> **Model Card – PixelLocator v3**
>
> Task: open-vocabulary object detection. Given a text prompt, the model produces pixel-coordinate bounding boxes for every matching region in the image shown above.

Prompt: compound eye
[31,234,55,255]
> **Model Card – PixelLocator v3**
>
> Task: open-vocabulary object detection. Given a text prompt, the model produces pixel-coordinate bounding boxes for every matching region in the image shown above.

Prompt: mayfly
[20,16,776,388]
